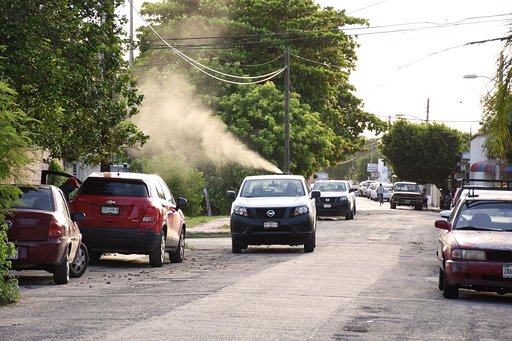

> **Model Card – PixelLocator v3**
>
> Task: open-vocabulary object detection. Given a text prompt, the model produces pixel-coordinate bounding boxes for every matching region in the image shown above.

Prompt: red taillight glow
[48,220,63,238]
[140,206,159,226]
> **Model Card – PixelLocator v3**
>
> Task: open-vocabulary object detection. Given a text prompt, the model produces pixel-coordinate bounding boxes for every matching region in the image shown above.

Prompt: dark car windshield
[241,179,305,197]
[78,178,149,197]
[394,183,420,192]
[453,200,512,231]
[312,182,346,192]
[15,187,54,211]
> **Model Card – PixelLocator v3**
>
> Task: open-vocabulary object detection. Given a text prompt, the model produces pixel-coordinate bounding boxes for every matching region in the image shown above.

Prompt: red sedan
[435,191,512,299]
[7,185,88,284]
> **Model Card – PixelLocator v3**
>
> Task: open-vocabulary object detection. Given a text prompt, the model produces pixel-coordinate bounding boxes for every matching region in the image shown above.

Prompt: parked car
[311,180,357,219]
[370,182,393,202]
[434,187,512,299]
[358,180,376,198]
[227,174,320,253]
[6,185,88,284]
[366,182,376,199]
[390,181,423,210]
[70,172,187,267]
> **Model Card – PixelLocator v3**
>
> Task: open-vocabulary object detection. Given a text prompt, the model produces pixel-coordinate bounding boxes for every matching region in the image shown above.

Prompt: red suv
[70,172,187,267]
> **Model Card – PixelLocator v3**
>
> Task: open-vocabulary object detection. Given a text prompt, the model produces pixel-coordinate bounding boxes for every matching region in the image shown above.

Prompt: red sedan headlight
[451,249,486,260]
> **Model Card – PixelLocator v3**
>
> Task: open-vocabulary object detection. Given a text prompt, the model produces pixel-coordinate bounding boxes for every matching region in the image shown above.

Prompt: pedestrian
[422,187,428,209]
[60,177,80,201]
[376,183,384,205]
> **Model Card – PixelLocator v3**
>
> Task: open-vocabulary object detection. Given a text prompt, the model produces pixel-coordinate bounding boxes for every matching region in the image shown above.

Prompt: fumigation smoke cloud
[131,72,281,173]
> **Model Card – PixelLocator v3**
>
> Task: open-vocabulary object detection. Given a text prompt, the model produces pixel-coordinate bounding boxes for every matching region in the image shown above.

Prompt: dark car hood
[452,230,512,250]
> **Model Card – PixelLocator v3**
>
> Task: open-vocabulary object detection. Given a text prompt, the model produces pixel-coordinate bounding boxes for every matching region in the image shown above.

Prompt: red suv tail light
[140,205,160,227]
[48,220,63,238]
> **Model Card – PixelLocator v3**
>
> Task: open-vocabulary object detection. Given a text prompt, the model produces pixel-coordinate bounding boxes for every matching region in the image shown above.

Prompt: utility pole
[128,0,134,67]
[284,48,290,173]
[426,97,430,123]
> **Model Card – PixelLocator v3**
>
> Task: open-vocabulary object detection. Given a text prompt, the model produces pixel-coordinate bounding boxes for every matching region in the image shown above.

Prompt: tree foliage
[0,0,148,165]
[136,0,387,176]
[144,154,206,217]
[481,48,512,163]
[381,120,466,187]
[0,78,33,305]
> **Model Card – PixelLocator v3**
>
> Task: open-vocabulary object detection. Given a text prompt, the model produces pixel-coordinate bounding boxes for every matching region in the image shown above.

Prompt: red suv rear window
[78,178,149,197]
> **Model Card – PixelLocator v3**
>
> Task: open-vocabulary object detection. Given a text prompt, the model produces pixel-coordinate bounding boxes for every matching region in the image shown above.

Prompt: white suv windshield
[241,179,305,197]
[312,182,346,192]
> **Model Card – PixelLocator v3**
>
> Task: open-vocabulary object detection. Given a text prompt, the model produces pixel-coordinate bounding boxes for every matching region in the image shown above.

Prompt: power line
[126,0,286,84]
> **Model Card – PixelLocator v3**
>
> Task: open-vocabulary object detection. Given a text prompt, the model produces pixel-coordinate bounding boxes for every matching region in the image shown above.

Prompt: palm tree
[481,36,512,167]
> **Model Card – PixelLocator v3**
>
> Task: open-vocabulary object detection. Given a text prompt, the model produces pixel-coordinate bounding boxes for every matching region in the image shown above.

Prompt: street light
[463,74,493,81]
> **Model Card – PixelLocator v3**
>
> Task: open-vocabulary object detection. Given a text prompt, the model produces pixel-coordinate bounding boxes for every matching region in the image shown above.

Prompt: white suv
[226,175,320,253]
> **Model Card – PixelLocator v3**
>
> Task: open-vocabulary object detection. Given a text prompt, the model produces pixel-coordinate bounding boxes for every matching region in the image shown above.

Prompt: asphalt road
[2,198,512,340]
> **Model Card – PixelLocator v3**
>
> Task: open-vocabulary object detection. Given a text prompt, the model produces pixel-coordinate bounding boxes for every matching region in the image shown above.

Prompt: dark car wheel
[304,232,316,253]
[89,251,103,261]
[232,238,242,254]
[390,203,396,209]
[149,233,165,267]
[70,243,89,278]
[54,251,70,285]
[438,268,444,290]
[442,268,459,299]
[170,228,185,263]
[415,204,423,211]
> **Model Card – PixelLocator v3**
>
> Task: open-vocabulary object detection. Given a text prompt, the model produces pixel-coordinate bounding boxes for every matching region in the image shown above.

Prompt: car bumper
[316,202,352,216]
[80,227,160,254]
[391,199,422,206]
[9,238,69,269]
[445,260,512,292]
[230,213,315,246]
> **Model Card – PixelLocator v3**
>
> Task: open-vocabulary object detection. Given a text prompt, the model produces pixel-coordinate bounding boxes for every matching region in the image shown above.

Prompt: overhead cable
[126,0,286,84]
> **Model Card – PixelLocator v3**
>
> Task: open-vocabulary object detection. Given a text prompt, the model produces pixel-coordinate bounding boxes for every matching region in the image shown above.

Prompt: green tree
[0,78,33,305]
[136,0,387,175]
[381,120,466,187]
[202,163,258,215]
[0,0,148,166]
[144,154,206,217]
[218,82,336,176]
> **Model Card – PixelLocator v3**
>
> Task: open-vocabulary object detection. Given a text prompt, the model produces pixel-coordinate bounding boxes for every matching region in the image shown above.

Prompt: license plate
[324,203,332,208]
[7,248,18,260]
[263,221,278,229]
[503,264,512,278]
[403,200,410,204]
[101,206,119,215]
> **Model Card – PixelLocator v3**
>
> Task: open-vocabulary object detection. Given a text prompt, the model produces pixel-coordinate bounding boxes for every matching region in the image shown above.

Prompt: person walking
[376,183,384,205]
[60,177,80,201]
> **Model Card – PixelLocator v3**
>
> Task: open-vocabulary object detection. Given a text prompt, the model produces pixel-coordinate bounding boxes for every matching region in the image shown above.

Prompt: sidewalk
[187,217,230,237]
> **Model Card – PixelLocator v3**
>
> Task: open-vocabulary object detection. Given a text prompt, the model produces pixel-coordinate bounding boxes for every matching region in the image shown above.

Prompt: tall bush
[144,154,205,217]
[0,78,33,305]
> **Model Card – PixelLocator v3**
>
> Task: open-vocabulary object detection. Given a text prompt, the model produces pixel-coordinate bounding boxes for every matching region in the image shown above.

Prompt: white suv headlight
[233,206,248,217]
[340,196,348,201]
[293,205,309,216]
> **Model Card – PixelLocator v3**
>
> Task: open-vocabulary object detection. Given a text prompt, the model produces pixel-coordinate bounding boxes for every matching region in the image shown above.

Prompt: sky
[315,0,511,135]
[121,0,511,135]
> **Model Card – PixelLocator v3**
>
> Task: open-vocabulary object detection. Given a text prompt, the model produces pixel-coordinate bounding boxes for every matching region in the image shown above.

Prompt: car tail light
[140,205,160,226]
[48,220,63,238]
